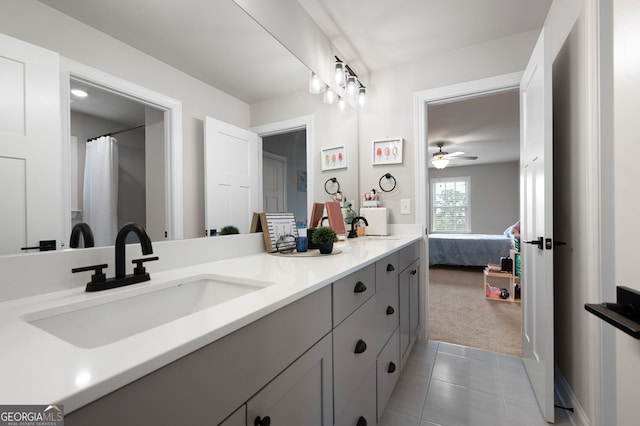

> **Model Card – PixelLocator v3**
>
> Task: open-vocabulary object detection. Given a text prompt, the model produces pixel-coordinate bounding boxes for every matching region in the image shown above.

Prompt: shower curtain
[83,136,118,247]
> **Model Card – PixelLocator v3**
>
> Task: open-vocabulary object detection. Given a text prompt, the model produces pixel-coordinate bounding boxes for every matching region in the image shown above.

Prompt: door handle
[524,236,544,250]
[20,240,56,252]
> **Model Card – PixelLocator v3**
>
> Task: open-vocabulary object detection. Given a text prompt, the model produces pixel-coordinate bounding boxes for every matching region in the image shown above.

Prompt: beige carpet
[428,266,522,356]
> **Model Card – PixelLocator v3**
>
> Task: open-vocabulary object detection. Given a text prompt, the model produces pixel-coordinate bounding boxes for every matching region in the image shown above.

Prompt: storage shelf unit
[484,251,521,303]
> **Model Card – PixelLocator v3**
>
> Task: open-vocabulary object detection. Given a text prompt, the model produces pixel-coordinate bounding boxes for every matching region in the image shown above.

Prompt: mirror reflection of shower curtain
[83,136,118,246]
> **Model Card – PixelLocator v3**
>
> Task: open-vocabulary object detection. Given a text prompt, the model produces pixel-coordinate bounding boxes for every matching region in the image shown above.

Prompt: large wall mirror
[0,0,360,254]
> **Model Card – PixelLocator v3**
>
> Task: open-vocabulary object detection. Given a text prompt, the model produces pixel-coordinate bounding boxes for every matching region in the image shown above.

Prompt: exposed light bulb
[334,60,346,87]
[338,97,346,112]
[308,72,325,94]
[358,87,367,107]
[323,88,337,104]
[346,75,358,98]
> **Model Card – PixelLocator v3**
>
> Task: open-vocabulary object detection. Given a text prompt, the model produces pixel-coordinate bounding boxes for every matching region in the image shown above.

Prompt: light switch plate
[401,199,411,215]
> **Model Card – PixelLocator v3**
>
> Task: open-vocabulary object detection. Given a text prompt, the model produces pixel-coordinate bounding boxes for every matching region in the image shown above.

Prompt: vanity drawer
[373,275,399,354]
[332,263,376,327]
[377,328,401,421]
[333,296,378,420]
[376,251,399,281]
[399,241,420,272]
[334,362,376,426]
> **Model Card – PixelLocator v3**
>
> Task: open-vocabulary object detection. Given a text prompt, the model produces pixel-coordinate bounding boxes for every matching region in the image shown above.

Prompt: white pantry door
[520,29,555,423]
[204,116,259,234]
[0,33,63,255]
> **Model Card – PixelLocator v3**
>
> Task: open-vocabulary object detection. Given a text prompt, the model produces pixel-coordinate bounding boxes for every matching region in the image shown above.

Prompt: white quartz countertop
[0,234,420,412]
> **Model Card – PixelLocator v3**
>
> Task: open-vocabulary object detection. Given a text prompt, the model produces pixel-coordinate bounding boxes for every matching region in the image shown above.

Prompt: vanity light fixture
[338,96,346,112]
[308,72,325,94]
[334,58,346,87]
[358,86,367,107]
[323,87,338,104]
[346,74,358,98]
[71,88,88,98]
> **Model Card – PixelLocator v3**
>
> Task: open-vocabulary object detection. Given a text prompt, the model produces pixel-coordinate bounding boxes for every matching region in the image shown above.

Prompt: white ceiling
[41,0,552,165]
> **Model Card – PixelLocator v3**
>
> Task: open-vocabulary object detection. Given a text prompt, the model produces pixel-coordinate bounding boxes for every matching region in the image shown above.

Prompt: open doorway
[69,79,165,246]
[422,87,522,356]
[262,129,308,226]
[60,59,184,245]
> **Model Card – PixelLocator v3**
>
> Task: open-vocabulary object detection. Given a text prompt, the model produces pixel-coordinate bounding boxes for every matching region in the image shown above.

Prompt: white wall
[613,0,640,423]
[429,162,519,234]
[0,1,250,240]
[358,30,540,225]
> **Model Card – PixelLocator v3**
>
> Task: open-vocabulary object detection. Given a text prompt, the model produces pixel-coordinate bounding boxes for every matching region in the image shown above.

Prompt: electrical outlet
[401,199,411,215]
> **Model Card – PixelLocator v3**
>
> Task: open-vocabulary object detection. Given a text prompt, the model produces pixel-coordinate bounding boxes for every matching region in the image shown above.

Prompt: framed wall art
[321,146,347,170]
[372,138,403,165]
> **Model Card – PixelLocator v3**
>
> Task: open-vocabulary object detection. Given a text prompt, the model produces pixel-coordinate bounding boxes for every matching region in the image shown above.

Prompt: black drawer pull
[410,269,417,275]
[354,281,367,293]
[388,361,396,374]
[254,416,271,426]
[357,416,367,426]
[386,306,395,315]
[354,339,367,354]
[386,264,395,272]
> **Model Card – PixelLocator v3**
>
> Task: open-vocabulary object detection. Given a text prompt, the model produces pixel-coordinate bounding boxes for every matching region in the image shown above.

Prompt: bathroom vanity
[0,232,422,425]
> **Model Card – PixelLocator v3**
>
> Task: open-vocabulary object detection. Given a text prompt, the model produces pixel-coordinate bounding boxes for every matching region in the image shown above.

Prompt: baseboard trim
[555,366,590,425]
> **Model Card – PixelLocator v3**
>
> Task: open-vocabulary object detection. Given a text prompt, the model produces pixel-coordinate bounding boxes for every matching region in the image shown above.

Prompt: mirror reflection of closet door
[204,116,259,235]
[0,33,63,255]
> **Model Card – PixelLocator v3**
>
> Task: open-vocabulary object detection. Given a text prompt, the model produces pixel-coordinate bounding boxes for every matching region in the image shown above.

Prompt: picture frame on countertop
[259,212,299,253]
[372,138,403,165]
[321,145,347,170]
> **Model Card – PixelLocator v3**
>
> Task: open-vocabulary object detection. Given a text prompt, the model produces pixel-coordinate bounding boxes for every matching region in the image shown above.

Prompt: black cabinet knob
[254,416,271,426]
[354,339,367,354]
[354,281,367,293]
[410,269,417,275]
[386,264,395,272]
[388,362,396,374]
[357,416,368,426]
[386,306,395,315]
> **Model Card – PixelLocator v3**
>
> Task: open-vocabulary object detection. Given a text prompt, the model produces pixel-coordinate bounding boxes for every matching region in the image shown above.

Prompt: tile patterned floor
[379,340,578,426]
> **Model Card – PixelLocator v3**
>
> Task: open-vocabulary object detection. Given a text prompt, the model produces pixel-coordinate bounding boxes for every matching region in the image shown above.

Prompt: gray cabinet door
[247,333,333,426]
[409,261,420,338]
[219,406,245,426]
[399,265,411,365]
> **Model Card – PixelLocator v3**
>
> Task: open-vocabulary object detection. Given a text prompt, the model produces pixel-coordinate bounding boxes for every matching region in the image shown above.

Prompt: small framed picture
[297,169,307,192]
[321,146,347,170]
[373,138,403,165]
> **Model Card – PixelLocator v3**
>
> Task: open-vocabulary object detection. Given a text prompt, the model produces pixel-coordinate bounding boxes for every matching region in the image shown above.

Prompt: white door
[0,33,63,255]
[520,29,554,423]
[263,152,286,212]
[204,116,259,234]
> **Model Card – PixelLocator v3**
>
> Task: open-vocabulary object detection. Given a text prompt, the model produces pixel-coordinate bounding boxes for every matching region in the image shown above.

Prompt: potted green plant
[311,226,338,254]
[219,225,240,235]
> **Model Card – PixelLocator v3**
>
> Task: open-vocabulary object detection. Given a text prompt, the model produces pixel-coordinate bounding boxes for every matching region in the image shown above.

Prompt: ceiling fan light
[308,72,325,94]
[432,158,450,169]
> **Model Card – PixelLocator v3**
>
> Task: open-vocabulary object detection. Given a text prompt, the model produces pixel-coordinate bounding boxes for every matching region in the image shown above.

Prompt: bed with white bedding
[428,233,513,266]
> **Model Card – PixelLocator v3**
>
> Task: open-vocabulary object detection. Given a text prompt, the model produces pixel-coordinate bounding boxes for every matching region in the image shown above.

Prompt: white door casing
[0,33,63,255]
[204,116,260,234]
[520,29,555,423]
[263,152,286,212]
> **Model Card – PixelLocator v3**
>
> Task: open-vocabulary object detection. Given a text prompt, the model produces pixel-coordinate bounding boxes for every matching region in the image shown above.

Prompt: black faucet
[348,216,369,239]
[69,223,95,248]
[72,222,159,292]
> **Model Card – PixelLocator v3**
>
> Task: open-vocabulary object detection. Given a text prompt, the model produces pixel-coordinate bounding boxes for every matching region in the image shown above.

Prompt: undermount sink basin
[23,274,273,348]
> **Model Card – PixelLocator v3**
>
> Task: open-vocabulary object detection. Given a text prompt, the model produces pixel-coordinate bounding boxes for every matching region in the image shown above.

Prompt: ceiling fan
[431,141,478,169]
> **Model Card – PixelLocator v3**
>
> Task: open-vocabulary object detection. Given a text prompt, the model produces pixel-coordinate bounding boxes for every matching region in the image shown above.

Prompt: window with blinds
[431,176,470,233]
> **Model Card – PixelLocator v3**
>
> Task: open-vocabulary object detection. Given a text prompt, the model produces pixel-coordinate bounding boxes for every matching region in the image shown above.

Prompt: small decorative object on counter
[296,236,308,252]
[311,226,338,254]
[219,225,240,235]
